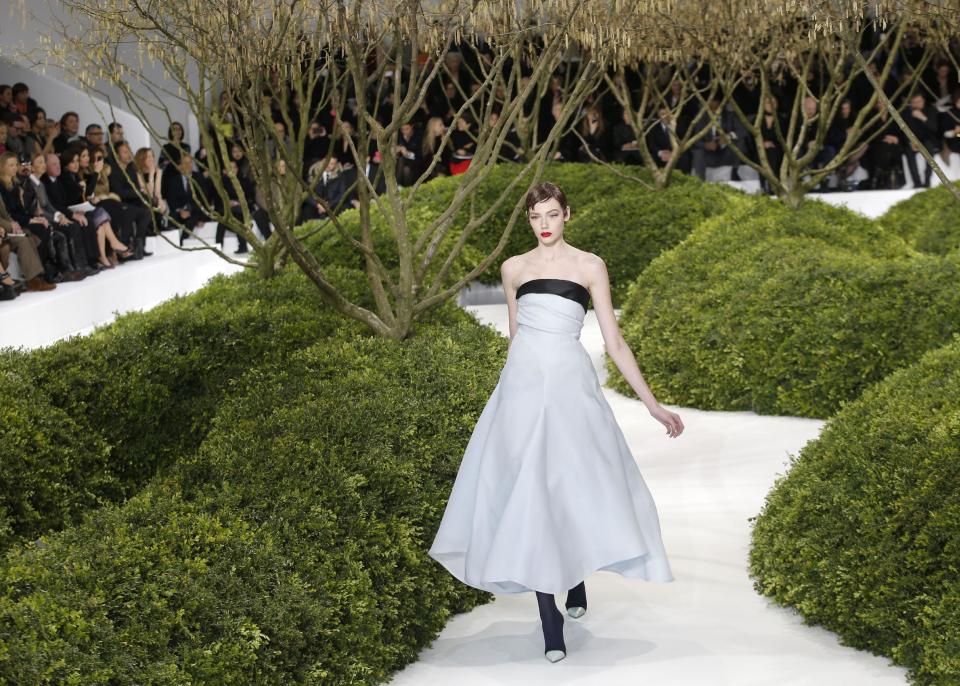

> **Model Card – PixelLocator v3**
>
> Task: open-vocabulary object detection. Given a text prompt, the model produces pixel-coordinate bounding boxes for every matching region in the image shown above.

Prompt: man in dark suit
[161,153,208,245]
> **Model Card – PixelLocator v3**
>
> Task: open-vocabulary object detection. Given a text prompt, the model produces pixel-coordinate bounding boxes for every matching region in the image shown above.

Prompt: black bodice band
[516,278,591,312]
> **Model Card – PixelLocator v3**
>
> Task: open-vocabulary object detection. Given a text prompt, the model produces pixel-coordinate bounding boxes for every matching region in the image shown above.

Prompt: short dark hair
[85,123,103,135]
[525,181,569,213]
[11,83,28,97]
[108,122,123,134]
[60,111,79,126]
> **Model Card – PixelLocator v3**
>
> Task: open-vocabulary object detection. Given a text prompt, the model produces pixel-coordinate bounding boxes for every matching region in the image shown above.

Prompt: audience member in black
[488,110,523,164]
[26,151,98,274]
[89,149,152,258]
[215,158,255,254]
[133,147,169,231]
[106,122,125,163]
[449,113,476,174]
[0,85,13,114]
[303,120,330,169]
[159,121,191,169]
[690,98,749,180]
[53,111,80,153]
[161,154,208,246]
[330,119,359,170]
[939,88,960,168]
[0,152,77,282]
[395,121,422,185]
[229,142,254,183]
[342,150,386,208]
[420,116,450,180]
[794,96,837,185]
[757,95,787,190]
[900,91,940,187]
[59,147,134,267]
[302,156,352,221]
[3,117,25,156]
[82,123,106,151]
[644,107,678,169]
[612,108,641,165]
[863,99,904,189]
[732,70,762,119]
[924,61,959,107]
[10,83,38,122]
[41,152,104,268]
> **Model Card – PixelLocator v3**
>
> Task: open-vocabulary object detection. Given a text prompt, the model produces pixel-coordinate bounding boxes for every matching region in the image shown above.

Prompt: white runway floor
[387,305,909,685]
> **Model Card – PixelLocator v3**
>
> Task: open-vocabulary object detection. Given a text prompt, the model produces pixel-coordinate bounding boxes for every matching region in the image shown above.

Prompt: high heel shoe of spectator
[0,271,19,300]
[115,245,136,262]
[98,257,116,269]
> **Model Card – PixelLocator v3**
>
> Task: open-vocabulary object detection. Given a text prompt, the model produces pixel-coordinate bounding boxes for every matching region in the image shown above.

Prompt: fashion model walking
[429,181,684,662]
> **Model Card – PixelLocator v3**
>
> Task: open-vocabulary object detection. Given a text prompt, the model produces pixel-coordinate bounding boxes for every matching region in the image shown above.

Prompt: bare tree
[27,0,629,338]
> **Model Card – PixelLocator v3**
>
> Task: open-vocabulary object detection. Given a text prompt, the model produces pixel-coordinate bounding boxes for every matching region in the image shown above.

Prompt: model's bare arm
[501,257,519,344]
[587,256,684,438]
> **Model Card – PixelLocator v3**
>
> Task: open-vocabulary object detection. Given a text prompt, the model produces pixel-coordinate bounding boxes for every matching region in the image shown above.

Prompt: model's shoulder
[578,250,606,272]
[500,254,525,287]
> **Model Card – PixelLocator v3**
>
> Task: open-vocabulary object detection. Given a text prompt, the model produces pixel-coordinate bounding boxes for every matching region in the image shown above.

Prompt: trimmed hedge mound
[606,196,960,417]
[748,333,960,685]
[307,163,739,306]
[0,317,504,685]
[879,181,960,255]
[0,263,470,550]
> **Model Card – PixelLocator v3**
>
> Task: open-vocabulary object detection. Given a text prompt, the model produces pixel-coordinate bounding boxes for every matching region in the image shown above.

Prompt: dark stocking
[535,591,566,654]
[565,580,587,612]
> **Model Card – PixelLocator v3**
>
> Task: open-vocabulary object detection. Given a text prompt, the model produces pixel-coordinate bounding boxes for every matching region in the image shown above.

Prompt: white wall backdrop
[0,1,202,154]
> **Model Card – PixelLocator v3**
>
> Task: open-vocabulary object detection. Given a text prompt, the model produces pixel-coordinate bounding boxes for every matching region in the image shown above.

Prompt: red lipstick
[540,231,552,237]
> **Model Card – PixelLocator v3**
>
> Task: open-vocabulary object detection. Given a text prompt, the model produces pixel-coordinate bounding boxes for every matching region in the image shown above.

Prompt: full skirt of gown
[428,282,675,595]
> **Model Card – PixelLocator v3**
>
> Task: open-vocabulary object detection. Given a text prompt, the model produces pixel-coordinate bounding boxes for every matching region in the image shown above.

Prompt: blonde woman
[420,116,450,180]
[134,147,169,229]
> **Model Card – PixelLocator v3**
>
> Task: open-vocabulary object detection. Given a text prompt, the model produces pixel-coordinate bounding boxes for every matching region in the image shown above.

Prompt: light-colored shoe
[545,649,566,663]
[567,606,585,619]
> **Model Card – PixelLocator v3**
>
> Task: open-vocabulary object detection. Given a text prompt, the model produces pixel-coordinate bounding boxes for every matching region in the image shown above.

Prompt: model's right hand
[649,404,684,438]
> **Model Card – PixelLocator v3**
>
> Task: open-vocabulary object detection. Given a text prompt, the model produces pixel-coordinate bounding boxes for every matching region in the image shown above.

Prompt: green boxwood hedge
[606,196,960,417]
[306,163,739,306]
[0,262,472,550]
[0,317,505,685]
[748,333,960,685]
[879,181,960,255]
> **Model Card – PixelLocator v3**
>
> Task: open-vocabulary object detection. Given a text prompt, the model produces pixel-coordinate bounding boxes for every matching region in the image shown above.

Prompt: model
[428,180,683,663]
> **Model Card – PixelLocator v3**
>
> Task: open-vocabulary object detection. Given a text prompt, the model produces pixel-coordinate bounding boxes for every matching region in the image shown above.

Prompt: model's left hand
[650,404,684,438]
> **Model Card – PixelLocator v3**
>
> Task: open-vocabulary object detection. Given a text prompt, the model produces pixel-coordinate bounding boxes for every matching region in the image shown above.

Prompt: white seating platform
[1,222,246,350]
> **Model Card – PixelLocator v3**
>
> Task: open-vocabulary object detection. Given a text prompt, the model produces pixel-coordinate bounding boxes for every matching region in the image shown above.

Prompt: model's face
[528,197,569,244]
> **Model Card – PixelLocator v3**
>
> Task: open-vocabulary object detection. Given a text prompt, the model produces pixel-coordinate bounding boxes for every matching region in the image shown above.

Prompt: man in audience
[161,153,208,246]
[10,83,38,122]
[53,112,81,153]
[83,124,106,151]
[106,122,125,163]
[901,91,941,188]
[0,193,55,292]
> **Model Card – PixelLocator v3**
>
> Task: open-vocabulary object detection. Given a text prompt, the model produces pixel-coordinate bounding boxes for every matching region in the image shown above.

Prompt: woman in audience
[448,113,476,174]
[573,105,611,163]
[939,87,960,169]
[420,116,451,180]
[59,147,134,267]
[159,121,191,169]
[134,147,169,230]
[88,148,152,258]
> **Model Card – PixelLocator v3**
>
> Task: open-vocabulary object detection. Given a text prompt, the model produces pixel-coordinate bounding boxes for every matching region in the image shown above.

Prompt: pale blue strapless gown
[428,278,674,595]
